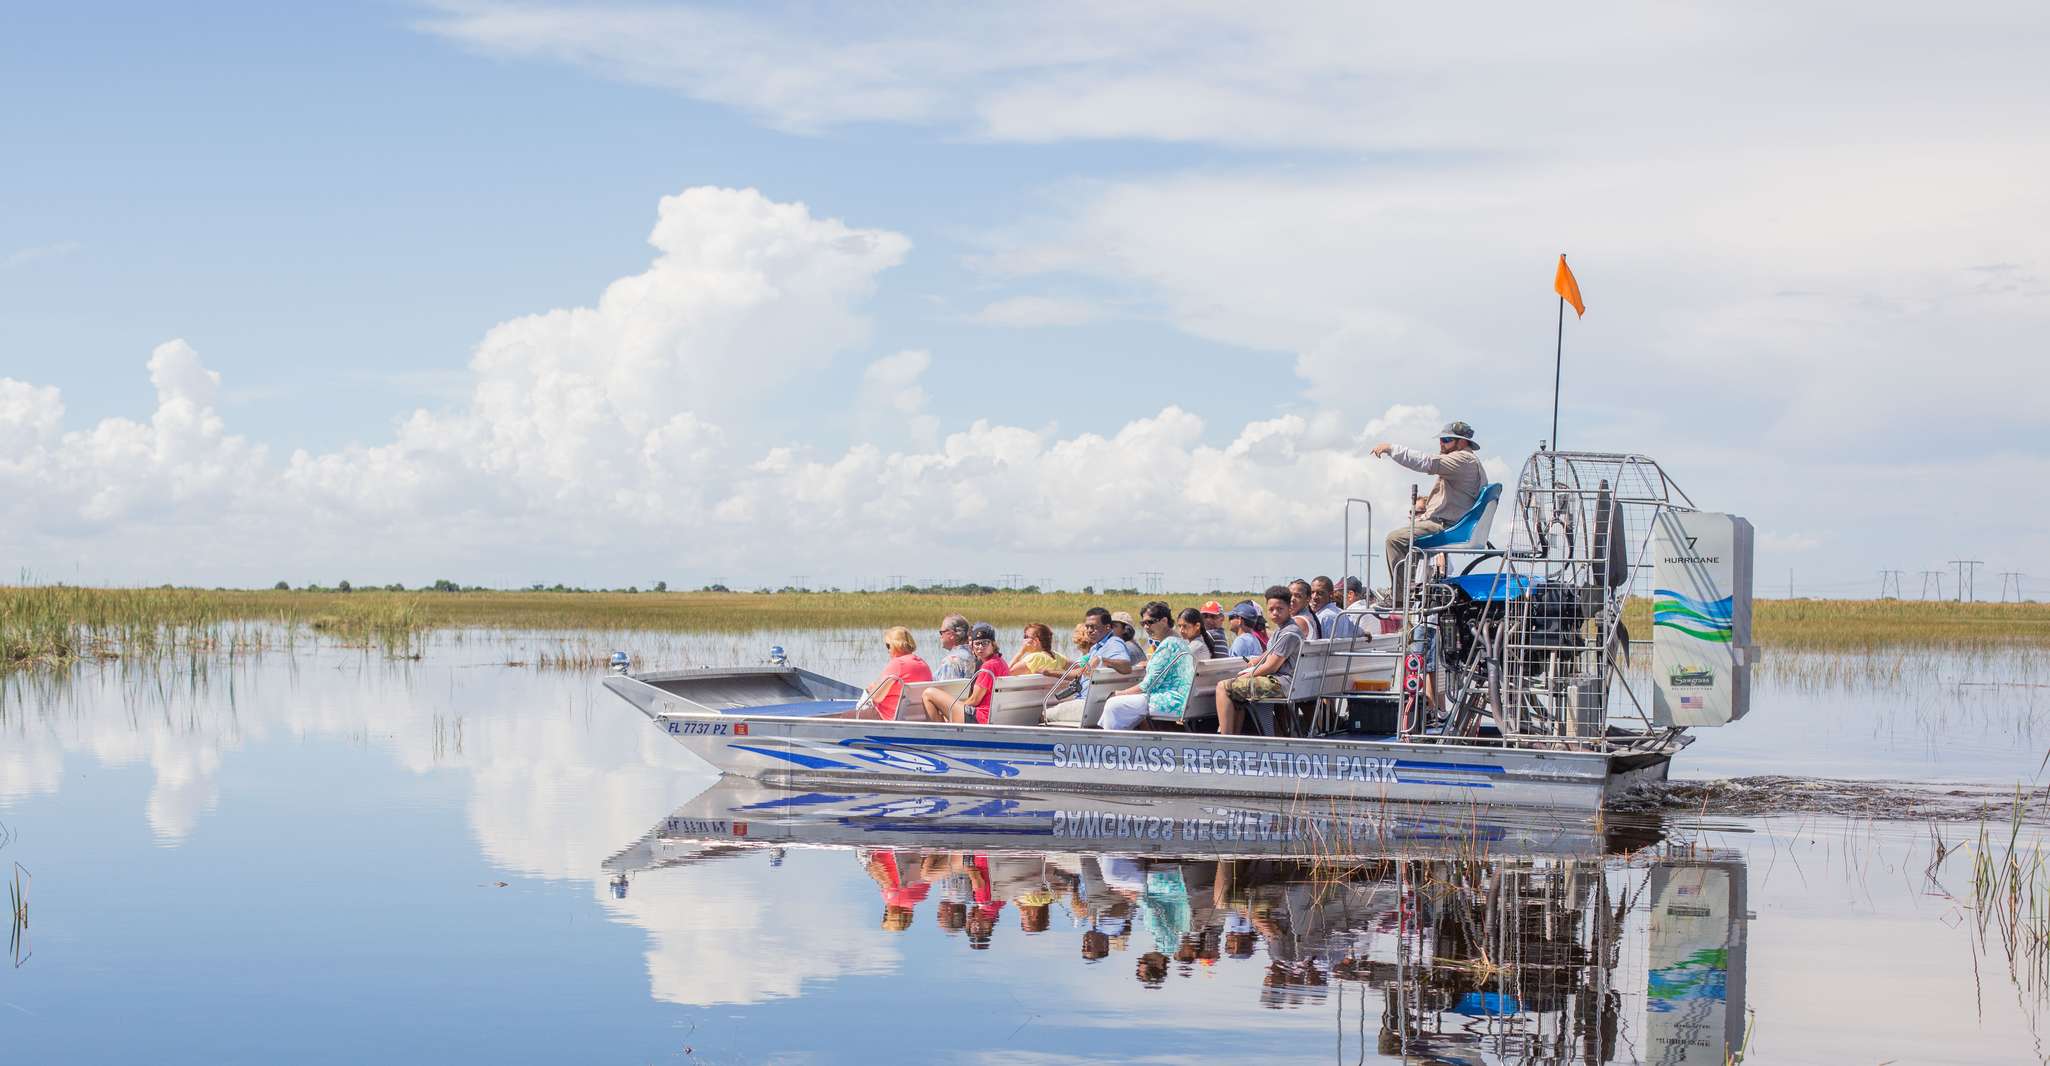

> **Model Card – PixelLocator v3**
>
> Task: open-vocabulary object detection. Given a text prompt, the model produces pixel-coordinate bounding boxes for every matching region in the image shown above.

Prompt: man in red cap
[1196,601,1230,657]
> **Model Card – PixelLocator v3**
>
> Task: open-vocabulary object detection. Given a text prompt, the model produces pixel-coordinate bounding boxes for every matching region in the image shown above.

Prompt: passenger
[1100,602,1195,730]
[1287,579,1323,640]
[869,626,933,720]
[1111,610,1148,667]
[1045,608,1136,726]
[1178,607,1215,661]
[932,614,977,680]
[1214,587,1305,736]
[1008,622,1070,676]
[1310,576,1342,633]
[862,849,931,931]
[922,623,1009,724]
[1130,602,1169,653]
[1371,420,1486,597]
[1227,602,1265,658]
[1327,576,1371,639]
[1197,601,1232,658]
[1015,889,1054,933]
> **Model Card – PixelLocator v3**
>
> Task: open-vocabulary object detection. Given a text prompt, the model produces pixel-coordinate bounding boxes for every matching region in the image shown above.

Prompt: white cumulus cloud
[0,186,1458,587]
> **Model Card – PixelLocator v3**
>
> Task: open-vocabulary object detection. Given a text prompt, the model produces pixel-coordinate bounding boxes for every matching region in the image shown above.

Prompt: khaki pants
[1385,520,1448,599]
[1044,697,1087,726]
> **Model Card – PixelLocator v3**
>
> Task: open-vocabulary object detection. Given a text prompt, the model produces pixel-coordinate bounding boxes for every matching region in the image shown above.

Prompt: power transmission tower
[1918,570,1945,600]
[1138,571,1164,595]
[998,573,1022,590]
[1999,571,2026,602]
[1950,559,1984,602]
[1878,569,1904,598]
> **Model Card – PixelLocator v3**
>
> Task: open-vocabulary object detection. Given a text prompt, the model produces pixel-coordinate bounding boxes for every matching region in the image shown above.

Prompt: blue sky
[5,2,2047,596]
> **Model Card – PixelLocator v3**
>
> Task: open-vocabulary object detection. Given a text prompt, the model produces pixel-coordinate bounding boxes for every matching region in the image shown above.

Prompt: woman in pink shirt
[870,626,932,720]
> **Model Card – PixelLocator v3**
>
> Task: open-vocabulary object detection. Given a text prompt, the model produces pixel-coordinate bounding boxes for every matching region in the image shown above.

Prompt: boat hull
[635,705,1668,812]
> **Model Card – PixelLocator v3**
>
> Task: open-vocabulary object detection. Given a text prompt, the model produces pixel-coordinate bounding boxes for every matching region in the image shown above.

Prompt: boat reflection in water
[607,781,1747,1064]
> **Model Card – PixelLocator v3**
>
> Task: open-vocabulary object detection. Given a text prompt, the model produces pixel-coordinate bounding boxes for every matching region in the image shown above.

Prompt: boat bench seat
[863,678,971,721]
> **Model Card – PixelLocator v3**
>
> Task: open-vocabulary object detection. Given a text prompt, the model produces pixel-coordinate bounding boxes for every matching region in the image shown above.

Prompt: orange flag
[1554,254,1585,317]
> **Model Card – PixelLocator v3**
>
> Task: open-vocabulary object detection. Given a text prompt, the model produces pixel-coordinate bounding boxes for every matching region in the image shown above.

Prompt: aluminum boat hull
[608,671,1676,811]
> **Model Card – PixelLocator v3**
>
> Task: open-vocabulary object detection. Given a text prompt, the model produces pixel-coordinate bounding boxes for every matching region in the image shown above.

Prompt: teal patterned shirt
[1137,635,1195,719]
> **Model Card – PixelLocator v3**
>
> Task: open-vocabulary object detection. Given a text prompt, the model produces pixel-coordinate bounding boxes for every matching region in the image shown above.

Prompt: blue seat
[1441,571,1531,602]
[1414,483,1502,551]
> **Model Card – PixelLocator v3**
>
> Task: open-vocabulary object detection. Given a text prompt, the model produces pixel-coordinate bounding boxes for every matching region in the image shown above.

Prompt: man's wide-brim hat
[1439,421,1476,444]
[1109,610,1136,627]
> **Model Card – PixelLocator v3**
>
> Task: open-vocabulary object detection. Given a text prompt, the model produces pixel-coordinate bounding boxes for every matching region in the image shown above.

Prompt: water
[4,631,2049,1063]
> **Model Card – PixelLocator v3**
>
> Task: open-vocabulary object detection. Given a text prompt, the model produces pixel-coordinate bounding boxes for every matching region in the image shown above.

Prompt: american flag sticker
[1680,696,1703,709]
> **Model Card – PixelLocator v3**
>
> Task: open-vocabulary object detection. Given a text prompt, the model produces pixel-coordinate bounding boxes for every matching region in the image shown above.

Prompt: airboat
[604,450,1754,811]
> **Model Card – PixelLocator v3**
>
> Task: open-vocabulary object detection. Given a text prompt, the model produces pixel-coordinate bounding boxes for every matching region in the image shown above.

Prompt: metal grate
[1394,450,1694,749]
[1495,452,1693,745]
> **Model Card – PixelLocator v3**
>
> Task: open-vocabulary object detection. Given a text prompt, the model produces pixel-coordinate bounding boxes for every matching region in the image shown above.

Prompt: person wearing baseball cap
[1196,601,1231,657]
[920,622,1009,724]
[1226,601,1266,658]
[1369,420,1485,599]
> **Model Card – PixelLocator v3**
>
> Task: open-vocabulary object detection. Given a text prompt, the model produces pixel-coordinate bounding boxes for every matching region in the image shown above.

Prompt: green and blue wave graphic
[1654,589,1733,643]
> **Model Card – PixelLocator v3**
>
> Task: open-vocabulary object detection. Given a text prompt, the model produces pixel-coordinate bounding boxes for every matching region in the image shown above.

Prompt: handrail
[1342,497,1374,599]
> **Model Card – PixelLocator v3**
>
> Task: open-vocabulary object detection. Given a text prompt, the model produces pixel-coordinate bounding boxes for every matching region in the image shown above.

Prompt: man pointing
[1371,421,1485,597]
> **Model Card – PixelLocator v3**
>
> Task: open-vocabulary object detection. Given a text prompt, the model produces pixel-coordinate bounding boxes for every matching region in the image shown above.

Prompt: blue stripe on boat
[728,744,855,770]
[845,735,1057,753]
[730,791,859,810]
[1393,759,1507,774]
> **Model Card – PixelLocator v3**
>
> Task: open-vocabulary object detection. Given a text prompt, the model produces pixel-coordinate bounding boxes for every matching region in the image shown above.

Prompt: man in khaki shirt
[1371,421,1485,598]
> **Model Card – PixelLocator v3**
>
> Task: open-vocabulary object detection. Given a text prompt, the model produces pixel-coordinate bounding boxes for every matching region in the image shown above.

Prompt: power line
[1949,559,1984,603]
[1878,569,1904,598]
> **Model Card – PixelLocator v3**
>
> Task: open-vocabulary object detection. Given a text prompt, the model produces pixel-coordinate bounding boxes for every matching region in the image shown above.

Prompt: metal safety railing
[1388,451,1696,751]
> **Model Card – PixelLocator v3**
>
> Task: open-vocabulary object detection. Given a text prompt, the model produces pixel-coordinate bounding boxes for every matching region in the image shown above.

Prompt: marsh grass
[8,584,2048,675]
[1,585,433,672]
[7,861,27,968]
[1948,792,2050,995]
[1621,596,2050,653]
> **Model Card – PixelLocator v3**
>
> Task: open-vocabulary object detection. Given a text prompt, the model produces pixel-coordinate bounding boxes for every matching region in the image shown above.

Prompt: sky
[3,1,2046,597]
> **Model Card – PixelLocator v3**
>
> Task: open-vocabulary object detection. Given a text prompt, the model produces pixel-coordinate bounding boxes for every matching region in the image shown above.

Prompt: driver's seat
[1414,483,1503,551]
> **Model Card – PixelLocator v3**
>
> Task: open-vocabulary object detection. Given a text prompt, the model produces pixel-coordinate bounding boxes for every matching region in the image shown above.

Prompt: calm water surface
[3,631,2048,1064]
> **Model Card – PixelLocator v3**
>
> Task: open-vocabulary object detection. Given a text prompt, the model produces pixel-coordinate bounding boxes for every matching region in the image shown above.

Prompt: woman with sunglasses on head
[1099,603,1196,731]
[867,626,932,720]
[1009,622,1070,677]
[922,622,1010,724]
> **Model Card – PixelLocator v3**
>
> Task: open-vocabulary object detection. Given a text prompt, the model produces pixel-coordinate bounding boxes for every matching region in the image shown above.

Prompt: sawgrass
[5,584,2048,673]
[1620,596,2050,652]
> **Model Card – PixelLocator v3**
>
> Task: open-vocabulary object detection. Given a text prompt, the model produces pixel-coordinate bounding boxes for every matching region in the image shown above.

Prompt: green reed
[1966,791,2050,992]
[9,584,2048,674]
[7,861,26,967]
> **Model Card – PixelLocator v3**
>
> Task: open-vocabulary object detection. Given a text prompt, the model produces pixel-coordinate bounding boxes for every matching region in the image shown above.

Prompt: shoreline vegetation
[4,584,2048,672]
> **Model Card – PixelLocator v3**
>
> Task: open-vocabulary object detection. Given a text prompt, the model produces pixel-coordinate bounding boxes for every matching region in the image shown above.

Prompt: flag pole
[1550,281,1565,451]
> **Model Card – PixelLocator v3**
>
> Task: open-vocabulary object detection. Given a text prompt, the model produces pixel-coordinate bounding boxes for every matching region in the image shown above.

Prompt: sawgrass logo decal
[1653,589,1733,643]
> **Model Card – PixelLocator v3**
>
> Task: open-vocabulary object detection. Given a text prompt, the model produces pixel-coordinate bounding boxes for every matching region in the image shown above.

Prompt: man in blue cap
[1371,421,1485,597]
